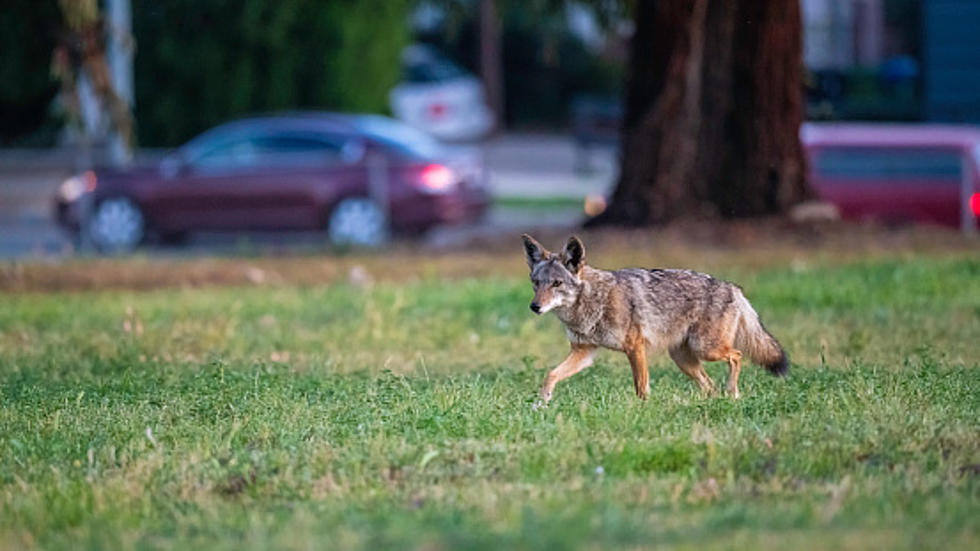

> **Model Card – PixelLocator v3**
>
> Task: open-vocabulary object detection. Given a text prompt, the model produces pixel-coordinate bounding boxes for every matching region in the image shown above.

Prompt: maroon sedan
[54,113,490,251]
[802,123,980,230]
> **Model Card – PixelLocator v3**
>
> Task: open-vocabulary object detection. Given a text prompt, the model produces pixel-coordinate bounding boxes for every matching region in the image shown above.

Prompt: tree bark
[589,0,812,226]
[53,0,134,164]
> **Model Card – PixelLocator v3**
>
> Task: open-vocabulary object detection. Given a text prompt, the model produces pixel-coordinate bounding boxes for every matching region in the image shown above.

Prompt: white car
[389,44,495,142]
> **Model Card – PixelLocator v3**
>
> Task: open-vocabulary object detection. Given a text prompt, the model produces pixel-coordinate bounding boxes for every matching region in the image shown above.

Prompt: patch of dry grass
[2,221,976,293]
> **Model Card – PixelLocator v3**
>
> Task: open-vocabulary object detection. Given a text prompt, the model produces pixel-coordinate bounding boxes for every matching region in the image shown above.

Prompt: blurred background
[1,0,978,257]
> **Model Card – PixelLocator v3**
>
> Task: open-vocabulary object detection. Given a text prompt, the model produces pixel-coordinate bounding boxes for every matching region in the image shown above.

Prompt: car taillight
[971,192,980,216]
[83,170,97,192]
[419,164,455,193]
[427,102,448,119]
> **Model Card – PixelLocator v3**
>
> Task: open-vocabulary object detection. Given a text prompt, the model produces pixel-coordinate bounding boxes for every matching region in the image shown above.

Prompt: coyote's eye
[552,280,562,288]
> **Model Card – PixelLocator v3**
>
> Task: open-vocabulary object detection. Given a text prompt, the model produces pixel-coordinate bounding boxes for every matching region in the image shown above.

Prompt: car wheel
[86,196,145,253]
[327,197,388,247]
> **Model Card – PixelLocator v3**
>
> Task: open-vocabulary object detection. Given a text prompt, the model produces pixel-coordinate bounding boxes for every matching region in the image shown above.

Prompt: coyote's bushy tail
[733,292,788,376]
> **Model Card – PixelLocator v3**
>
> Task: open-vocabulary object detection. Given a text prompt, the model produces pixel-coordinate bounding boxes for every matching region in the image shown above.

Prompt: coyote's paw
[531,400,548,411]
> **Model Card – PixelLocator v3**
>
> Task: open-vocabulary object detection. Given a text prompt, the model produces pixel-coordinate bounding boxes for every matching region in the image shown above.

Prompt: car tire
[86,196,146,253]
[327,197,388,247]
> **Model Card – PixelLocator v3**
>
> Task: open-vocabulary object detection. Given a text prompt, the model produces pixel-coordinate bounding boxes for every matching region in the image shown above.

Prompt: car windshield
[404,60,466,83]
[180,125,244,162]
[356,116,444,160]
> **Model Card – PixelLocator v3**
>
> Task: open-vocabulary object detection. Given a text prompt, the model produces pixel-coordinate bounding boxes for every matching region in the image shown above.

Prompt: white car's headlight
[59,171,96,202]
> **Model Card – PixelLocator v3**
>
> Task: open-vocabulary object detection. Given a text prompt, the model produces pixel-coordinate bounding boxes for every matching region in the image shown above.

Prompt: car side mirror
[160,155,185,179]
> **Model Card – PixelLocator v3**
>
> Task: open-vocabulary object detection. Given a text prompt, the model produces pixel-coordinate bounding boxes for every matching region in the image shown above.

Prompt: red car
[54,113,490,251]
[802,123,980,230]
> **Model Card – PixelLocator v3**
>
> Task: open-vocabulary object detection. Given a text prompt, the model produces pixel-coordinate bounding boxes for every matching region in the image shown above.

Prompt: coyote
[522,234,787,404]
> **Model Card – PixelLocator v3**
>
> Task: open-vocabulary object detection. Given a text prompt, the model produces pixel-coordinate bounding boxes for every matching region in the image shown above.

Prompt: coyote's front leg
[537,344,597,406]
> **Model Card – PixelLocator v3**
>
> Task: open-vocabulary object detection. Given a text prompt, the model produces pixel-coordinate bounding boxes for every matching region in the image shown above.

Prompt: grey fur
[523,234,787,402]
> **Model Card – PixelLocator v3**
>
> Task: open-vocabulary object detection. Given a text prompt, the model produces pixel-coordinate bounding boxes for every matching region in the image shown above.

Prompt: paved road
[484,133,617,199]
[0,163,75,258]
[0,134,616,258]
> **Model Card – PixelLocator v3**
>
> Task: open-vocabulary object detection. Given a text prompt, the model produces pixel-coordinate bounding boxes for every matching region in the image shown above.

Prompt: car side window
[815,147,963,183]
[191,137,260,170]
[187,132,355,171]
[249,134,346,166]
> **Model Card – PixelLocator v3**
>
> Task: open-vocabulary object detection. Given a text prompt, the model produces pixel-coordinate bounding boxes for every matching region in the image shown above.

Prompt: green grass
[1,254,978,550]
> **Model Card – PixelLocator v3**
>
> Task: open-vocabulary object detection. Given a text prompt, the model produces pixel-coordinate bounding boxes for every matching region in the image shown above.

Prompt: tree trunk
[589,0,812,226]
[53,0,134,165]
[478,0,504,131]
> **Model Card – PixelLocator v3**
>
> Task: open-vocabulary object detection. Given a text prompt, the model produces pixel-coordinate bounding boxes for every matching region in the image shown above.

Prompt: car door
[811,146,963,226]
[148,134,266,231]
[237,132,355,230]
[152,131,347,231]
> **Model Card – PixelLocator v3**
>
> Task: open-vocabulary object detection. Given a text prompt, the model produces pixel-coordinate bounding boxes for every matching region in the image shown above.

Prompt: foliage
[131,0,411,147]
[0,0,410,147]
[0,0,62,146]
[500,4,623,128]
[0,250,978,549]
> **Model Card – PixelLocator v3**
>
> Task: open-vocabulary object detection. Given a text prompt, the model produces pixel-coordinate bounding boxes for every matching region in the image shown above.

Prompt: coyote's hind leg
[624,326,650,400]
[669,344,717,396]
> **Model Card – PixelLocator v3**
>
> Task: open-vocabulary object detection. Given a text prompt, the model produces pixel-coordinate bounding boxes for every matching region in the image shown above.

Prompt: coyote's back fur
[522,234,787,404]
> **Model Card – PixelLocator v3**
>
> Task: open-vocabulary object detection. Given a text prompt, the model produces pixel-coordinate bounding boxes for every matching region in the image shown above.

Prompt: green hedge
[0,0,61,146]
[132,0,410,146]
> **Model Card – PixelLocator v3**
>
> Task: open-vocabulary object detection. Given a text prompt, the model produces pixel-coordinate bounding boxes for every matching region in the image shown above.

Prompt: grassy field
[1,237,978,550]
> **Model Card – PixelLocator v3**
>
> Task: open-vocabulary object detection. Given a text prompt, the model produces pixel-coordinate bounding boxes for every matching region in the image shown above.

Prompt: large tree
[590,0,812,226]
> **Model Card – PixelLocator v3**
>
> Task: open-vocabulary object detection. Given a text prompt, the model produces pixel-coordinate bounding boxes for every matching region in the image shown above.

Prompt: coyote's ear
[560,235,585,274]
[521,234,547,268]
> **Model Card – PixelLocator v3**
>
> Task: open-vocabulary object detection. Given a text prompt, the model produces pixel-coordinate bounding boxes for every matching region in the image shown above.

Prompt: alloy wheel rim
[89,198,144,251]
[328,198,386,247]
